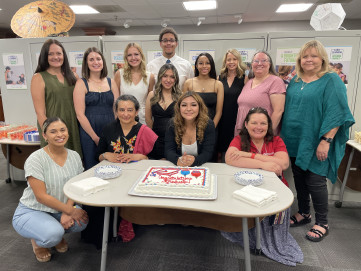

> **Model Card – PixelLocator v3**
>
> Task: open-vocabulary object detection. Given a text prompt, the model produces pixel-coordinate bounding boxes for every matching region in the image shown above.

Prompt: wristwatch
[321,136,333,143]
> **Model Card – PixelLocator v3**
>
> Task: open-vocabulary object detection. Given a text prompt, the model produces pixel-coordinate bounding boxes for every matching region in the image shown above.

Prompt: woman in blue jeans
[12,117,88,262]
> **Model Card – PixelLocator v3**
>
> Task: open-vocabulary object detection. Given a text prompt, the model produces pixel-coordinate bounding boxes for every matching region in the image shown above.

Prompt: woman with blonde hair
[165,91,215,167]
[145,63,182,159]
[114,42,155,124]
[281,40,354,242]
[217,49,248,161]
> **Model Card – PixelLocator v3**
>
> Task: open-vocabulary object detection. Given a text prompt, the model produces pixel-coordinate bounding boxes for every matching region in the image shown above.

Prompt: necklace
[89,79,103,93]
[301,81,307,90]
[47,145,55,160]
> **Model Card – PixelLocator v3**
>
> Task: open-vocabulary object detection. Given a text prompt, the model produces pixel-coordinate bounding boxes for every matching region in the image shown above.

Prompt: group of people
[12,27,354,267]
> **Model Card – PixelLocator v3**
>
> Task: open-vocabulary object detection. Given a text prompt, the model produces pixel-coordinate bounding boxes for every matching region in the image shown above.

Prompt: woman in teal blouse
[281,40,354,242]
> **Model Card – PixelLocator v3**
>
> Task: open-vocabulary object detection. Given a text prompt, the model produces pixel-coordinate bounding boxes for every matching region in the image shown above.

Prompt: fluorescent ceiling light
[183,1,217,11]
[276,3,313,13]
[70,5,99,14]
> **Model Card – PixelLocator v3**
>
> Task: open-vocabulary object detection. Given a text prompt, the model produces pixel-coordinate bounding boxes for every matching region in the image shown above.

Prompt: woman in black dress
[145,64,182,159]
[217,49,247,161]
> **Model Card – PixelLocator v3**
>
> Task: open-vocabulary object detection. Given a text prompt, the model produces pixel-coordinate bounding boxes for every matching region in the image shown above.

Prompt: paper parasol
[11,0,75,38]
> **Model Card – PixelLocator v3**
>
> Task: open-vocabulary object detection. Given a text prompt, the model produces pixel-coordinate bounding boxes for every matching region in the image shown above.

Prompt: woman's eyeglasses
[252,59,269,64]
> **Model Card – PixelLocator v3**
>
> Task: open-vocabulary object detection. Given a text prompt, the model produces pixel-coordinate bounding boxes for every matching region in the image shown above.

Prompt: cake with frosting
[134,166,214,198]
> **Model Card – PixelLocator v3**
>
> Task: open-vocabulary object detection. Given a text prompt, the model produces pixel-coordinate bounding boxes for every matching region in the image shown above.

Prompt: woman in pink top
[234,51,286,136]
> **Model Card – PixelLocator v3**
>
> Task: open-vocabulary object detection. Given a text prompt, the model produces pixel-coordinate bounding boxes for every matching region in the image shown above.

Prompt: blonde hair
[173,91,209,147]
[123,43,148,84]
[295,40,331,82]
[219,49,246,80]
[151,64,182,106]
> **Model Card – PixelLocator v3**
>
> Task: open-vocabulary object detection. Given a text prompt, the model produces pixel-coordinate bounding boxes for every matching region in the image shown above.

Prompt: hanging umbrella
[11,0,75,38]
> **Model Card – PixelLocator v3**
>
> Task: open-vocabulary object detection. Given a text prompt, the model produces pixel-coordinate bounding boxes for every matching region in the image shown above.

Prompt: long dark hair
[194,53,217,79]
[151,64,182,106]
[173,91,209,147]
[82,47,108,79]
[240,107,273,152]
[35,39,76,86]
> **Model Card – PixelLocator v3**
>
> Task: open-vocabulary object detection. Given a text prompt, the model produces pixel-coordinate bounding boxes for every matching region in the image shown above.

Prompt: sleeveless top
[217,75,245,152]
[37,71,82,156]
[151,101,176,142]
[79,78,115,170]
[81,78,114,118]
[119,69,151,124]
[192,78,217,120]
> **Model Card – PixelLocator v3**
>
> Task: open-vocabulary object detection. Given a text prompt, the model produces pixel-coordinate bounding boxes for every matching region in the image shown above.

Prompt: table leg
[242,217,251,271]
[100,207,110,271]
[6,144,11,183]
[255,217,261,255]
[335,148,354,208]
[113,207,118,241]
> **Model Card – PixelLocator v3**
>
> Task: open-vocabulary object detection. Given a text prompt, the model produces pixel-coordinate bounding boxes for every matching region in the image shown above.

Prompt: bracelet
[102,153,106,160]
[251,153,256,159]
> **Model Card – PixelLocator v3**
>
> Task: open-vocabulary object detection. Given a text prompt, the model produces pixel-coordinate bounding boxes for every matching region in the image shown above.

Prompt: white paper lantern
[310,3,346,31]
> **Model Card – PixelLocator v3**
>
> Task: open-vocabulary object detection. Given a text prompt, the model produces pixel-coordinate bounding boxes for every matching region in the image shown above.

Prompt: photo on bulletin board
[236,48,257,78]
[68,51,83,79]
[275,48,299,85]
[188,50,216,69]
[326,46,352,85]
[2,53,27,90]
[111,51,124,75]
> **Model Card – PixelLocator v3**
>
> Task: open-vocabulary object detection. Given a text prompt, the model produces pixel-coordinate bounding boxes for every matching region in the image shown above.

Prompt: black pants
[290,157,328,225]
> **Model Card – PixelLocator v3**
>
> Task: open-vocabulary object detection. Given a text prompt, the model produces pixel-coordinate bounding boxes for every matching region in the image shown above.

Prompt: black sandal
[306,223,329,242]
[290,212,311,227]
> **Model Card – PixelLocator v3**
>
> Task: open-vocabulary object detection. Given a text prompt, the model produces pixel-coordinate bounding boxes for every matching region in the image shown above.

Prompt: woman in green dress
[31,39,81,156]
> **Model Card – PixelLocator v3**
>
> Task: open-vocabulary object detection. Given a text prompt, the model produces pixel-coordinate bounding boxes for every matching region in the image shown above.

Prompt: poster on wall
[68,51,84,79]
[275,48,300,85]
[188,50,215,68]
[236,48,257,77]
[111,51,124,74]
[147,51,163,63]
[2,53,27,90]
[326,46,352,84]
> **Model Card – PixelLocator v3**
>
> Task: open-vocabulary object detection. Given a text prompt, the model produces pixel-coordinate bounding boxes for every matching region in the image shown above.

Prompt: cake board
[128,174,217,200]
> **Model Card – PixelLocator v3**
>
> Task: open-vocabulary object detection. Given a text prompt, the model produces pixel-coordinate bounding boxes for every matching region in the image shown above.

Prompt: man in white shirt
[147,27,194,90]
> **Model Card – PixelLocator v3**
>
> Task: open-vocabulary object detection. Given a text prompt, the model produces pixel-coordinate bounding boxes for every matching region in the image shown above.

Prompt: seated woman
[12,117,88,262]
[82,94,158,249]
[222,107,303,266]
[97,94,158,163]
[145,63,182,159]
[165,91,215,167]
